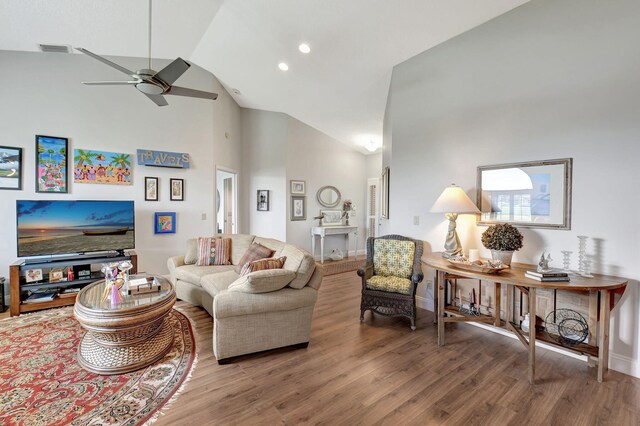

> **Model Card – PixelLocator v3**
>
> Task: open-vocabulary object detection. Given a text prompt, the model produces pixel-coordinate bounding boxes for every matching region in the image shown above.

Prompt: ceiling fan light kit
[76,0,217,106]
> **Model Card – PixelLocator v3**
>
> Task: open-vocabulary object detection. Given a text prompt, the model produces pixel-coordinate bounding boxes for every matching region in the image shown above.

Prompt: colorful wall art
[36,135,68,193]
[73,149,132,185]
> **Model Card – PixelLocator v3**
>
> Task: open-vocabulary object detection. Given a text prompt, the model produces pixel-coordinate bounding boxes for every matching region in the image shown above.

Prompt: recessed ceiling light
[298,43,311,54]
[278,62,289,71]
[232,88,241,95]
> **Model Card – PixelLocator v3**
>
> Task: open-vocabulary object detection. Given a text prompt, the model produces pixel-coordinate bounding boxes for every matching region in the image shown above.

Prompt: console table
[423,252,628,384]
[311,225,358,263]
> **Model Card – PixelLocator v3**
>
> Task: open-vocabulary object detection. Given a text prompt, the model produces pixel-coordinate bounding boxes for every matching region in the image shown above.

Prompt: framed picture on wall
[320,209,343,226]
[257,189,269,211]
[290,196,306,221]
[154,212,176,234]
[145,177,159,201]
[290,180,306,195]
[381,166,389,219]
[35,135,68,193]
[0,145,23,190]
[170,178,184,201]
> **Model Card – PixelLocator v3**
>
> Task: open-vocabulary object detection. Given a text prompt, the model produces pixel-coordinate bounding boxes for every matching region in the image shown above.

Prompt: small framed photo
[25,268,43,283]
[320,209,343,226]
[0,145,23,190]
[36,135,68,193]
[291,196,306,221]
[257,189,269,211]
[49,268,64,283]
[290,180,306,195]
[170,178,184,201]
[155,212,177,234]
[145,176,159,201]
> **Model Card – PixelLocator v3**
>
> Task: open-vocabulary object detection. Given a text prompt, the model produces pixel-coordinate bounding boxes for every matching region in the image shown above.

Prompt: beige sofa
[167,234,323,363]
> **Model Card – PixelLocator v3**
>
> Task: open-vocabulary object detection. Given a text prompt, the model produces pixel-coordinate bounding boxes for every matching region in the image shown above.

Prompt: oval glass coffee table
[73,274,176,375]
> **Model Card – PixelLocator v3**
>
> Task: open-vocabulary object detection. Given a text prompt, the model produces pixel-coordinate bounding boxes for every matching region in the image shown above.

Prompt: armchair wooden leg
[360,309,365,322]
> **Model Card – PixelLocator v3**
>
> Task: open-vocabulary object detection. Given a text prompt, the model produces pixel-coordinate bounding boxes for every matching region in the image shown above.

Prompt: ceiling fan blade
[166,86,218,100]
[76,47,135,76]
[143,93,169,106]
[82,81,139,85]
[155,58,190,85]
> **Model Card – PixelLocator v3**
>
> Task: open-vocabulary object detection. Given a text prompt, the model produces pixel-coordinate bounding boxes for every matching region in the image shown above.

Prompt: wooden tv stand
[9,251,137,317]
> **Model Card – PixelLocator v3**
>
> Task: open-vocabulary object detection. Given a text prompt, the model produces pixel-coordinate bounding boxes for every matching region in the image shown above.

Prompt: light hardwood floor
[156,272,640,426]
[2,272,638,425]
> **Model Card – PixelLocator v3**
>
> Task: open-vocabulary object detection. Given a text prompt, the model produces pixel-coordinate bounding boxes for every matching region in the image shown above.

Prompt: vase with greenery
[481,223,523,265]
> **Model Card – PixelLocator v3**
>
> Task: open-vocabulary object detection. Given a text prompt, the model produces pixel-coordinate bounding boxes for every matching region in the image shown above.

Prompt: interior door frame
[215,165,238,234]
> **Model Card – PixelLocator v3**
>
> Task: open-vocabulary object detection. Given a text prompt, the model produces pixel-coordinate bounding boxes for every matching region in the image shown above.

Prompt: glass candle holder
[561,250,573,273]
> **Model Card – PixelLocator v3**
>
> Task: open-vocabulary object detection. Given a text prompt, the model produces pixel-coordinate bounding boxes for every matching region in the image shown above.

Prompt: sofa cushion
[234,243,275,274]
[221,234,256,265]
[253,237,286,256]
[240,256,287,276]
[184,238,199,265]
[196,237,232,266]
[201,270,240,296]
[280,245,316,289]
[174,264,235,286]
[228,269,296,294]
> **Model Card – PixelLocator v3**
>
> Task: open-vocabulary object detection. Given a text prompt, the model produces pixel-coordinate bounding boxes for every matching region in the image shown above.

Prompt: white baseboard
[610,353,640,379]
[415,296,639,378]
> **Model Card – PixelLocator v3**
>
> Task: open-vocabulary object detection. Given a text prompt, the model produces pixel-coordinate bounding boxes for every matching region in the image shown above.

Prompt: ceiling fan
[76,0,218,106]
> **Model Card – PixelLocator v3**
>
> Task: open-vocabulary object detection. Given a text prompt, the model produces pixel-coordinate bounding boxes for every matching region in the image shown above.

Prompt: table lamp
[430,184,480,258]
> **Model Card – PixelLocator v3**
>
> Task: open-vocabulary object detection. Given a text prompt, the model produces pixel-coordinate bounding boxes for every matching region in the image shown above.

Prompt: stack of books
[524,270,570,282]
[24,289,59,303]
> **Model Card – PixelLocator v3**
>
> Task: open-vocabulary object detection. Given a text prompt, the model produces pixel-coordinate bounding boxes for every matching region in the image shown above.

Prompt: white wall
[0,50,242,292]
[240,109,288,241]
[285,117,368,255]
[383,0,640,377]
[240,108,369,255]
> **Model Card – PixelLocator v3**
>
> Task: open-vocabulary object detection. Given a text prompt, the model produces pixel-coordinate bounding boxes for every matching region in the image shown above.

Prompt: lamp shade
[430,184,480,214]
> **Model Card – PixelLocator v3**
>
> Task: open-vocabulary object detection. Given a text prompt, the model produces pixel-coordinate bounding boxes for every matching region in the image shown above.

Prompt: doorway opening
[367,177,380,239]
[216,167,238,234]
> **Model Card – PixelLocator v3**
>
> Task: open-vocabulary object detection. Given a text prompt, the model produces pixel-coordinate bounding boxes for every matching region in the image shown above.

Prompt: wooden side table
[423,252,628,384]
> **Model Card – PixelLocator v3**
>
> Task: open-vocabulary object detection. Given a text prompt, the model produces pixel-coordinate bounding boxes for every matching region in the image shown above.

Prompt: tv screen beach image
[17,200,135,257]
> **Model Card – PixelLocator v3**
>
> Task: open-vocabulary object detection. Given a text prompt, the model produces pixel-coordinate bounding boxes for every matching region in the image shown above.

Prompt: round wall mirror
[316,185,341,208]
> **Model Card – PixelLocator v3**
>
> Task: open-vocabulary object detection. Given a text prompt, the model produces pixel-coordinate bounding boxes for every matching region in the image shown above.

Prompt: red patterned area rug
[0,307,196,426]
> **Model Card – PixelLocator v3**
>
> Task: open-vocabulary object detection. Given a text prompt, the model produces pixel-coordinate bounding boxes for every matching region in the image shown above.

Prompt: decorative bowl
[446,257,509,274]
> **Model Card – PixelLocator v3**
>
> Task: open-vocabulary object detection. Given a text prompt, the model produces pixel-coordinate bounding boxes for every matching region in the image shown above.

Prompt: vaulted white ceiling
[1,0,529,154]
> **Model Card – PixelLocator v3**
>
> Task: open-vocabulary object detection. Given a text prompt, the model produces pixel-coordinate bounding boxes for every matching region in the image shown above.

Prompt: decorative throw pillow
[234,243,275,273]
[239,256,287,276]
[196,237,232,266]
[183,238,199,265]
[228,269,296,294]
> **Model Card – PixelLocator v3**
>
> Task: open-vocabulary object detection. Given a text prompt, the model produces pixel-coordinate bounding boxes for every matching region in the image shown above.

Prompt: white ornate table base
[311,225,358,263]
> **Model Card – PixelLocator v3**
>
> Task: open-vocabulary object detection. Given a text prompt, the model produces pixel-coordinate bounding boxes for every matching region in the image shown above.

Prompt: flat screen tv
[16,200,135,258]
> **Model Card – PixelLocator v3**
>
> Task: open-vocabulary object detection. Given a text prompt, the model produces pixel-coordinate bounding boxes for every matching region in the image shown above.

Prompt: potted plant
[481,223,523,265]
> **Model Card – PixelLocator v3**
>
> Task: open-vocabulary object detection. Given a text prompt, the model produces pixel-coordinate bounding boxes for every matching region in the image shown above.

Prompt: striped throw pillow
[234,243,275,274]
[240,256,287,276]
[196,237,232,266]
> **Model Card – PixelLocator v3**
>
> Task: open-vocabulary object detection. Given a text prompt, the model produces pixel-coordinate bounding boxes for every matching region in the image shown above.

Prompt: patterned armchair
[357,235,424,330]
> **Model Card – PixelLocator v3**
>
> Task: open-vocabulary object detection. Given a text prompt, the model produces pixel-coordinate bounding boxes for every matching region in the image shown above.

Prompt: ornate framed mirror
[316,185,341,208]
